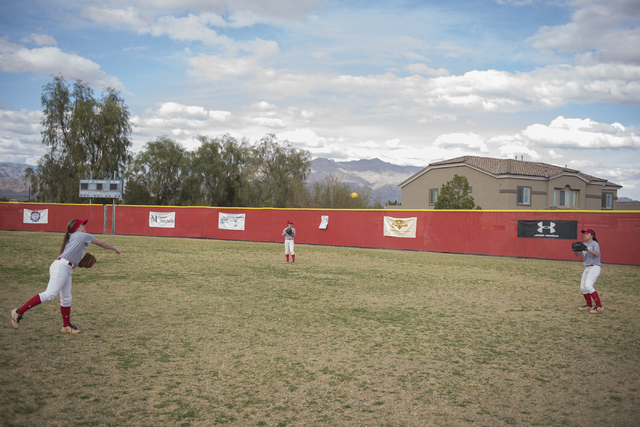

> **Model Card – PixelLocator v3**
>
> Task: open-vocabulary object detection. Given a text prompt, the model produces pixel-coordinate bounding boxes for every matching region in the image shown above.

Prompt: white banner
[319,215,329,229]
[219,212,245,230]
[149,212,176,228]
[23,209,49,224]
[383,216,417,238]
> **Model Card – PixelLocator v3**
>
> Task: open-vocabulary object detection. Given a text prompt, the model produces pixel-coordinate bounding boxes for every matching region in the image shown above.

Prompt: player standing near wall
[9,218,121,334]
[282,220,296,264]
[574,228,604,314]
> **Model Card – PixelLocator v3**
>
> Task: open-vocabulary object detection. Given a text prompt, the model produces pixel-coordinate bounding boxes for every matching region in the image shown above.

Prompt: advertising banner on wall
[219,212,245,231]
[517,220,577,240]
[23,209,48,224]
[149,212,176,228]
[319,215,329,229]
[383,216,417,238]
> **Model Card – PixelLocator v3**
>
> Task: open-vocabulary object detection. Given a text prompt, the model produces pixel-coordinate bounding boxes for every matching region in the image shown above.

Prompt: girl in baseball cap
[575,228,604,314]
[10,218,122,334]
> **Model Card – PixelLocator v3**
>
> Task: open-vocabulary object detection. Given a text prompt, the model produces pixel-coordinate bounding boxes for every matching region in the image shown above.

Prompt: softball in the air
[351,192,358,199]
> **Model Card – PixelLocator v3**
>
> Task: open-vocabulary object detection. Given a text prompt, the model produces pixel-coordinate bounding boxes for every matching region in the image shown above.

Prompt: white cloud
[385,138,401,149]
[82,0,324,34]
[528,0,640,65]
[407,63,450,77]
[0,109,42,135]
[246,117,286,128]
[357,141,379,149]
[0,40,124,90]
[0,108,45,165]
[521,116,640,149]
[187,54,272,80]
[417,113,457,123]
[20,34,57,46]
[434,133,489,152]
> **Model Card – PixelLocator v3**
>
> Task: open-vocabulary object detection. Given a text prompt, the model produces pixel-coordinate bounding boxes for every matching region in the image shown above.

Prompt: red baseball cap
[287,220,293,224]
[581,228,596,236]
[72,219,88,232]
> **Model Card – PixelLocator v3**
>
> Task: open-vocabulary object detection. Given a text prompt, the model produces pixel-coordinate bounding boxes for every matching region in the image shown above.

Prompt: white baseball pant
[580,265,601,295]
[285,240,295,255]
[39,259,73,307]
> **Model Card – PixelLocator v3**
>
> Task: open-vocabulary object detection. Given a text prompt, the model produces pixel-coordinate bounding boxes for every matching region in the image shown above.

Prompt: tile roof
[616,201,640,210]
[428,156,621,187]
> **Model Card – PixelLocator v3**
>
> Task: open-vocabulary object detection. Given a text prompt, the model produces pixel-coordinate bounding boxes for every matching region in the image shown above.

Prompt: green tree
[189,135,248,206]
[122,180,153,205]
[125,137,186,205]
[28,76,132,203]
[434,174,476,209]
[240,134,311,208]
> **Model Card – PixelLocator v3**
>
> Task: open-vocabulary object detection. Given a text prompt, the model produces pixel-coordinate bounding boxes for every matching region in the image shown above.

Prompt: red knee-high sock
[60,306,71,327]
[18,294,42,314]
[590,291,602,308]
[286,254,289,261]
[583,293,593,306]
[292,254,295,262]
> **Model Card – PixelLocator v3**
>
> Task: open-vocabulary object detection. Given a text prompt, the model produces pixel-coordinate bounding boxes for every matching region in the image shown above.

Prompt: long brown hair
[60,219,79,255]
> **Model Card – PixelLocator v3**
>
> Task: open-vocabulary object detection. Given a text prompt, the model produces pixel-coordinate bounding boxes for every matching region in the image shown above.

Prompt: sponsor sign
[23,209,48,224]
[218,212,245,231]
[319,215,329,229]
[383,216,417,238]
[517,220,577,240]
[149,212,176,228]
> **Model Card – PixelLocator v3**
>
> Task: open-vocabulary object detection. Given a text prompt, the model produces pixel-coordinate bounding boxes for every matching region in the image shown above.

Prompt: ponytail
[60,219,78,255]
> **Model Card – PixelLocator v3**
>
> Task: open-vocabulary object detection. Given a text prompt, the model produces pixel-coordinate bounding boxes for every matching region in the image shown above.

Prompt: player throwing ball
[282,220,296,264]
[9,218,121,334]
[574,228,604,314]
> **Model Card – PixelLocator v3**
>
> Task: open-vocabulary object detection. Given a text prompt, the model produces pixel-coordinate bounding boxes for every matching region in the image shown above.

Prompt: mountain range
[0,159,422,203]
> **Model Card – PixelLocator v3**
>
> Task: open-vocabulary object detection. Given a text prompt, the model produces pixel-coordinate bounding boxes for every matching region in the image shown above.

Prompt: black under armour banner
[517,220,577,240]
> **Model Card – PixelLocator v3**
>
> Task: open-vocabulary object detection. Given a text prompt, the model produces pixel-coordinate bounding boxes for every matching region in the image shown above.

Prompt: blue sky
[1,0,639,199]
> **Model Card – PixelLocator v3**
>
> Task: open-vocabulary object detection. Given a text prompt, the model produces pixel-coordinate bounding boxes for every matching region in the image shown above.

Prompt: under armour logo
[538,221,555,233]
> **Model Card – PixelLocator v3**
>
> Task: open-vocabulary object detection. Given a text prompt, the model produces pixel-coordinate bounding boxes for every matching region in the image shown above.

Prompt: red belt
[57,258,74,267]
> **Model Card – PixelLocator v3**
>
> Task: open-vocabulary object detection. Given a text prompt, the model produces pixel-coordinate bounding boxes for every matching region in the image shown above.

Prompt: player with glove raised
[10,218,121,334]
[573,228,604,314]
[282,220,296,264]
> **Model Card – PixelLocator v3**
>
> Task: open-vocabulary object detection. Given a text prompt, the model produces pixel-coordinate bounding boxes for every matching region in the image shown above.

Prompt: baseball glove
[571,241,587,252]
[286,228,294,236]
[78,252,97,268]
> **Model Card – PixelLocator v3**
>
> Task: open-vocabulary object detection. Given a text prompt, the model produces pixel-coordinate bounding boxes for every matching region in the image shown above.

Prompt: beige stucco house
[399,156,622,210]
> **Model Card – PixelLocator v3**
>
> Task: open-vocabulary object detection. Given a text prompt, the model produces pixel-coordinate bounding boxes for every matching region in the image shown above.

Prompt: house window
[602,193,613,209]
[554,189,579,207]
[517,187,531,205]
[429,189,438,205]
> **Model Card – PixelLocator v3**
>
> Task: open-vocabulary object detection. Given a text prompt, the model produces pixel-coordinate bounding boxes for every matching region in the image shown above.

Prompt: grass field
[1,230,639,427]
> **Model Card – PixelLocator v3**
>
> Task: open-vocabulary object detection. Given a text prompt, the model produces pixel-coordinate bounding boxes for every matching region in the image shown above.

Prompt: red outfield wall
[2,202,639,265]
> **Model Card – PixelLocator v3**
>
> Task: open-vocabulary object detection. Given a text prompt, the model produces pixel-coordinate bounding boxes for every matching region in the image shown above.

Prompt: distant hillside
[0,162,33,201]
[308,158,422,204]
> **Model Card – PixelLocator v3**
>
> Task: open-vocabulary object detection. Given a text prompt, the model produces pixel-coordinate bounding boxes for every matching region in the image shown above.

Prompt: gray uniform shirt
[59,232,95,266]
[583,241,601,266]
